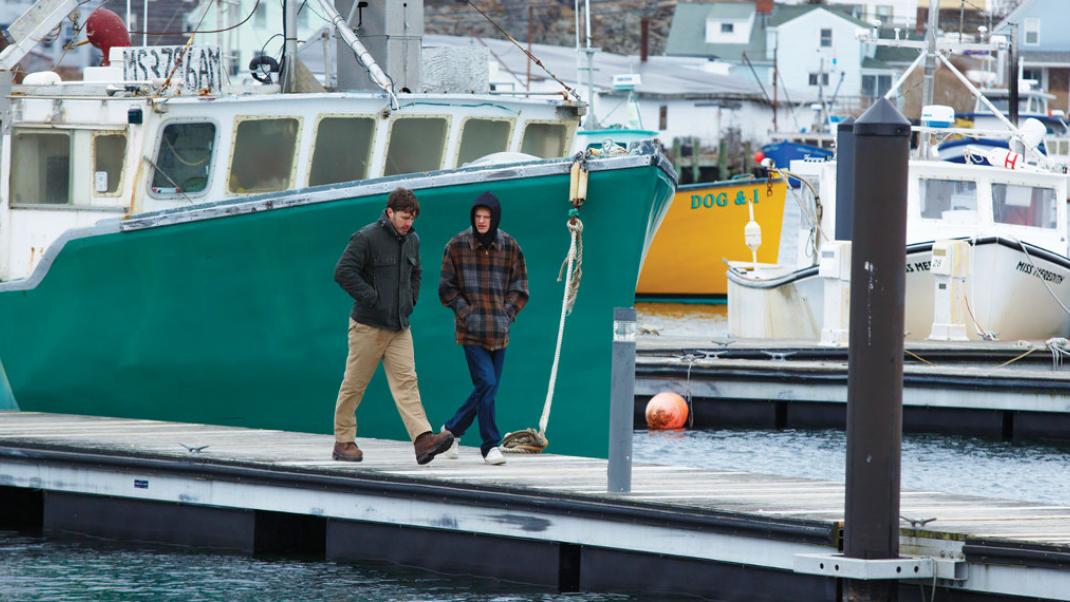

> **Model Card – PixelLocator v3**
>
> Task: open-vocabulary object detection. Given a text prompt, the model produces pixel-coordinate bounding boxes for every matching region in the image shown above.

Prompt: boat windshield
[920,179,978,222]
[992,183,1058,229]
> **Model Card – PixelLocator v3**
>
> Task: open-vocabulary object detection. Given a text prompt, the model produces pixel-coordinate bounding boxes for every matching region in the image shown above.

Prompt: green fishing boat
[0,150,673,458]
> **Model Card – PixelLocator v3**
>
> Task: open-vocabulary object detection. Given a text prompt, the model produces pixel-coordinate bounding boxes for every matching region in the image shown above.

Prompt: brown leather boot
[414,431,454,465]
[332,441,363,462]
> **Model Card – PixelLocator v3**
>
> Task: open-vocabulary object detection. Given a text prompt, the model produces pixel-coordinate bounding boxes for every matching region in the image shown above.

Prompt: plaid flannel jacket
[438,229,529,350]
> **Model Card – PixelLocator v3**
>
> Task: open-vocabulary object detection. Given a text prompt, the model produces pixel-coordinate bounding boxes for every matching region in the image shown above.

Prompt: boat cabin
[0,85,580,281]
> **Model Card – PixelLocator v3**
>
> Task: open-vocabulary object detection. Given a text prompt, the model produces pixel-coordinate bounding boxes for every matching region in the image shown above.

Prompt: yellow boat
[637,177,789,300]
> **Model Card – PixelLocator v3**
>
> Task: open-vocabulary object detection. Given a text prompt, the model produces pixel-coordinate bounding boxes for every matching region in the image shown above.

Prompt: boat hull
[0,155,675,458]
[728,238,1070,342]
[637,178,788,300]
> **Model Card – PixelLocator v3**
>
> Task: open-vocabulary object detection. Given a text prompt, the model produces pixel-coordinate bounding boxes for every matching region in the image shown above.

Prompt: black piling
[843,98,911,602]
[835,118,856,241]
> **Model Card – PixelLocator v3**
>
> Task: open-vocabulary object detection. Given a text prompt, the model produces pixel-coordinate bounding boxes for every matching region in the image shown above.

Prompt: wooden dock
[636,336,1070,440]
[1,412,1068,600]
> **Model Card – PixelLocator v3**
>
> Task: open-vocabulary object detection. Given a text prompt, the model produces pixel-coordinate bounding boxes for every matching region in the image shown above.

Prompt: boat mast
[583,0,597,128]
[919,0,940,157]
[283,0,298,92]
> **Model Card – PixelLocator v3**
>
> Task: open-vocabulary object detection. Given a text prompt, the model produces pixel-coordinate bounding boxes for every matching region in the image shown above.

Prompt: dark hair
[387,187,420,217]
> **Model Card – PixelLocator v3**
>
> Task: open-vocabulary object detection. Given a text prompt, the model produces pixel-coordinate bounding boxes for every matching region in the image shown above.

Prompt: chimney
[640,17,649,63]
[756,0,773,15]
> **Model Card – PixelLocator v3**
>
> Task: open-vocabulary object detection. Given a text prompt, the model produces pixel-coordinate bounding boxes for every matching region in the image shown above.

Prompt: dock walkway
[1,412,1068,600]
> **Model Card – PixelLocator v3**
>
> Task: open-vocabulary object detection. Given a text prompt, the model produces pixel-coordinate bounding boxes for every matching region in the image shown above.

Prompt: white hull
[728,238,1070,342]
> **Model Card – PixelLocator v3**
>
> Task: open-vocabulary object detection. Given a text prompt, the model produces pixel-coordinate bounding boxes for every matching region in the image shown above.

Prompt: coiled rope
[501,156,588,453]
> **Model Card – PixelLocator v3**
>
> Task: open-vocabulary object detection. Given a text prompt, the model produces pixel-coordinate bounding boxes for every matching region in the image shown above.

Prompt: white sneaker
[442,426,459,459]
[483,447,506,465]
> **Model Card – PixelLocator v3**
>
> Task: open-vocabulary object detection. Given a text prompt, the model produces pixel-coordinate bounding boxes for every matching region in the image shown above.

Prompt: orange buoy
[645,392,689,430]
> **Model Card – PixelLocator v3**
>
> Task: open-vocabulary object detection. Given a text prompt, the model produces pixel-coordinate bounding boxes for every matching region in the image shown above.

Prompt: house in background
[665,0,872,130]
[994,0,1070,112]
[778,0,918,28]
[189,0,321,82]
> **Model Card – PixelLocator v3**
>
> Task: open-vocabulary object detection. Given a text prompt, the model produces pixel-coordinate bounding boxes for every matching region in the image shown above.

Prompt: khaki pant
[333,319,432,443]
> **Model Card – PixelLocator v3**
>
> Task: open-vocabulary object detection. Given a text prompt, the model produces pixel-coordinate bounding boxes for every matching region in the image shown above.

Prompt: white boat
[727,156,1070,341]
[727,17,1070,345]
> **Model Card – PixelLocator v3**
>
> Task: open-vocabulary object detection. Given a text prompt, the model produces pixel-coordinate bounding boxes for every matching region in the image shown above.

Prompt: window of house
[1024,18,1040,46]
[10,130,70,205]
[457,119,512,166]
[384,117,448,176]
[820,28,832,47]
[992,183,1057,228]
[659,105,668,130]
[228,118,299,194]
[521,122,568,158]
[875,5,893,25]
[721,22,734,34]
[309,117,375,186]
[809,72,830,86]
[93,133,127,195]
[920,179,977,220]
[862,74,893,98]
[152,122,215,195]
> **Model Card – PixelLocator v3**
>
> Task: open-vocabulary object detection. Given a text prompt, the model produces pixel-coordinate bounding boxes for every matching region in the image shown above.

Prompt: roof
[298,30,766,100]
[1020,51,1070,65]
[422,35,764,99]
[666,3,870,61]
[664,3,765,61]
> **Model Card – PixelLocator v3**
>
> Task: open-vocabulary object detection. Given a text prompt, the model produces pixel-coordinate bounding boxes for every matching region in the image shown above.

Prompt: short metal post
[608,307,635,493]
[844,98,911,602]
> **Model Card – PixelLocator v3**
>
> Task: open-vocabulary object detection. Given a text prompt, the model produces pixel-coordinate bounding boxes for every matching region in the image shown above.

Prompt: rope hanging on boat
[500,156,588,453]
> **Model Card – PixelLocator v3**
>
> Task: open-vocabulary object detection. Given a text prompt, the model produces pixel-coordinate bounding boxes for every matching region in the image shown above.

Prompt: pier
[1,412,1068,600]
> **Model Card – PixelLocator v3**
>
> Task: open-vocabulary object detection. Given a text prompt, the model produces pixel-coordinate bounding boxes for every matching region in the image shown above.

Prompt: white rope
[537,217,582,435]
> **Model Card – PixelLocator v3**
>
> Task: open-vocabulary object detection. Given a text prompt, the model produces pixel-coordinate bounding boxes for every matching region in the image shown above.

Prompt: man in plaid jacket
[439,192,529,465]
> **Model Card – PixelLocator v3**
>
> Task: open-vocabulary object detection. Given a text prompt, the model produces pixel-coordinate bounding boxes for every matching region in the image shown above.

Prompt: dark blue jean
[445,345,505,456]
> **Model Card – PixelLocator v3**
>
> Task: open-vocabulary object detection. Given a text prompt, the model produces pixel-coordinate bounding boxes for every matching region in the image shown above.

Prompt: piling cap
[854,97,911,137]
[837,117,855,133]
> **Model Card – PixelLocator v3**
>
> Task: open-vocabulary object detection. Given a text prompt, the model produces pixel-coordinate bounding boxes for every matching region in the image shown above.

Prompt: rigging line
[49,0,107,70]
[463,0,581,103]
[129,0,260,36]
[740,52,773,107]
[775,66,800,131]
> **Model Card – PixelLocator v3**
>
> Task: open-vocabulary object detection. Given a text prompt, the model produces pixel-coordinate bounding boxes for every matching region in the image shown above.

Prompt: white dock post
[819,241,851,346]
[928,240,971,342]
[608,307,635,493]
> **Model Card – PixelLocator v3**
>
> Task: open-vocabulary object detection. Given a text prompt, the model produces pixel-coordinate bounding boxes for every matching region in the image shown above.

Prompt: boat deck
[0,412,1067,600]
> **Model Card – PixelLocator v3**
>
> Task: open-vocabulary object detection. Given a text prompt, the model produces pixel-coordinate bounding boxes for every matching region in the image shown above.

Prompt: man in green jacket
[331,187,453,464]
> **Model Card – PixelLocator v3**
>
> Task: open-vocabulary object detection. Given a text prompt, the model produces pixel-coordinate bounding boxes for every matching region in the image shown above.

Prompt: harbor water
[1,303,1066,599]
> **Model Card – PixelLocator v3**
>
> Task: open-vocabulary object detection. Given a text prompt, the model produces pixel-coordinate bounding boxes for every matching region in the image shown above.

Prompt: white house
[994,0,1070,112]
[778,0,918,28]
[667,2,872,124]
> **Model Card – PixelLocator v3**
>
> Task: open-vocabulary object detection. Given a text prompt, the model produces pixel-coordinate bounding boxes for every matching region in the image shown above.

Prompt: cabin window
[1024,18,1040,46]
[93,133,127,195]
[992,184,1057,229]
[920,179,977,221]
[228,117,299,194]
[384,117,447,176]
[457,119,511,166]
[309,116,375,186]
[521,123,568,158]
[152,122,215,195]
[10,130,70,205]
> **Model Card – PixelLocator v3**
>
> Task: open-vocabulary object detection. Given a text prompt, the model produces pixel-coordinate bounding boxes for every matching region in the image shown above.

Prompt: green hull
[0,153,674,458]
